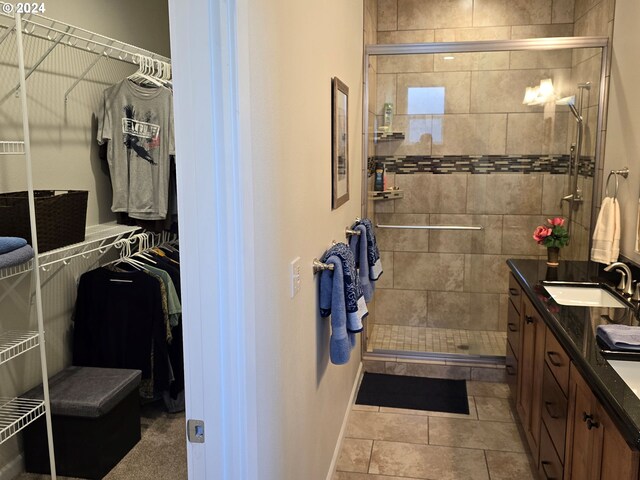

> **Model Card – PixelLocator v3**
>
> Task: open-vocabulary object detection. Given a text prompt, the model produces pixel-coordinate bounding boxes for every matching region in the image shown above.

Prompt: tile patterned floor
[368,325,507,357]
[332,381,537,480]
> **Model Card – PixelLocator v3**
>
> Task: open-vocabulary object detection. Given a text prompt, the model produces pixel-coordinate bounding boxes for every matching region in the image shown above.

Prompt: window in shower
[364,41,607,360]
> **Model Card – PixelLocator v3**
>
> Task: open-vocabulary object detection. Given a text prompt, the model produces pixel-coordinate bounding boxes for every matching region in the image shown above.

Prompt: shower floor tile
[368,324,507,357]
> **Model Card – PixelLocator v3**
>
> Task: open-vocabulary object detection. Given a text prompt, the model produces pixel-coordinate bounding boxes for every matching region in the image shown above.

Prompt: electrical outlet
[290,257,301,298]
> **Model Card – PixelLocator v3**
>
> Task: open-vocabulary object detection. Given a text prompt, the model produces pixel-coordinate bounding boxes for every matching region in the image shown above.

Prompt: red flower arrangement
[533,217,569,248]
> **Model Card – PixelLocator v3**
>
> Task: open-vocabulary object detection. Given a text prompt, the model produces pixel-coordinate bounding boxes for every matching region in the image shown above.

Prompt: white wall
[604,0,640,264]
[0,1,170,475]
[243,0,364,478]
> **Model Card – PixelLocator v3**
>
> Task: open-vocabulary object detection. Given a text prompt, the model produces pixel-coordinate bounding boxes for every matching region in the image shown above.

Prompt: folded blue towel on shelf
[319,256,355,365]
[358,218,383,280]
[0,237,28,255]
[596,324,640,351]
[349,224,373,303]
[0,244,34,269]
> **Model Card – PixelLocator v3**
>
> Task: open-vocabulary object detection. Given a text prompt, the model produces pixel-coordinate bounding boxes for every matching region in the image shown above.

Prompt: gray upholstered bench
[23,366,142,479]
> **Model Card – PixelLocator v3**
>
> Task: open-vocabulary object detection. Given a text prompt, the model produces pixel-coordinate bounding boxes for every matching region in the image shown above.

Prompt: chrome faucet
[604,262,634,296]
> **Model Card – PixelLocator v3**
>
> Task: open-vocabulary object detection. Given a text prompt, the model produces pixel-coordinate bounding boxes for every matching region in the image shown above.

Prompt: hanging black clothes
[72,267,170,392]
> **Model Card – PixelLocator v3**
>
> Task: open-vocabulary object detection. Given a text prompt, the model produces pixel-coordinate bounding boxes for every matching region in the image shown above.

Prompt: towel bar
[376,224,483,231]
[313,259,334,274]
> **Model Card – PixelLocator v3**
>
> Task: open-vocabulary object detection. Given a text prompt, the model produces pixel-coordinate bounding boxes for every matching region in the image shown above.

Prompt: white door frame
[167,0,257,478]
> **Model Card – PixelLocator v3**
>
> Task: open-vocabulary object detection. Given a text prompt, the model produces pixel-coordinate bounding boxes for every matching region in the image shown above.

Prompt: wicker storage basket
[0,190,88,253]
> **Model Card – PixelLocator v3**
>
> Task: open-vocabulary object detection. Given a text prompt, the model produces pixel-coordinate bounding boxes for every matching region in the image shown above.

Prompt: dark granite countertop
[507,258,640,449]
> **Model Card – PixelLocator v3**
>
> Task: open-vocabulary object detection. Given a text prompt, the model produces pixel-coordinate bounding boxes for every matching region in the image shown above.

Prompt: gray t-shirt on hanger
[97,80,175,220]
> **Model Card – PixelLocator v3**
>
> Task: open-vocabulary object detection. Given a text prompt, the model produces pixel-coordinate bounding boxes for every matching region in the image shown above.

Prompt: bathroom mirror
[332,77,349,209]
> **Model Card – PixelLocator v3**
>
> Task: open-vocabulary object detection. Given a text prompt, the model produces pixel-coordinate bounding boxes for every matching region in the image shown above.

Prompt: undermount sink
[608,360,640,400]
[543,283,629,308]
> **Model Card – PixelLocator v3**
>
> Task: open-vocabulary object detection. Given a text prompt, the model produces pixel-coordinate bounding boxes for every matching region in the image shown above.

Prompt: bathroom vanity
[507,259,640,480]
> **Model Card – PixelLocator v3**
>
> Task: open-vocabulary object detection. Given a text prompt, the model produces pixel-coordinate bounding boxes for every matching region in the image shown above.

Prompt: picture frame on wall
[332,77,349,209]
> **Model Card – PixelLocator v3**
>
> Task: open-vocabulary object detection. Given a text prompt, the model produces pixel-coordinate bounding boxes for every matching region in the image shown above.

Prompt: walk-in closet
[0,1,188,478]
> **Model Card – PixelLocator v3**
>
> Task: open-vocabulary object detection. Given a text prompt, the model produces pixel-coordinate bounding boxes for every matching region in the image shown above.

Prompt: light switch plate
[290,257,301,298]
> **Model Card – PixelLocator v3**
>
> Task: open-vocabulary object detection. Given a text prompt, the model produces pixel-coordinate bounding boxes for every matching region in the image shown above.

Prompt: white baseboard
[0,453,23,480]
[325,362,364,480]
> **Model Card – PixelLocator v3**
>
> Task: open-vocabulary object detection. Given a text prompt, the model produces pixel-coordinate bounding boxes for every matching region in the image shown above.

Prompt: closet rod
[0,5,171,64]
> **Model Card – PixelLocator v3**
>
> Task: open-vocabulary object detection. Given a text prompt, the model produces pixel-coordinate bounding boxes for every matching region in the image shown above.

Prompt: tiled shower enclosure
[364,40,605,358]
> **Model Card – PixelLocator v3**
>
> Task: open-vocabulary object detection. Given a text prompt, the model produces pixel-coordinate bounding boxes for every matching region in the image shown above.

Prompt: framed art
[332,77,349,209]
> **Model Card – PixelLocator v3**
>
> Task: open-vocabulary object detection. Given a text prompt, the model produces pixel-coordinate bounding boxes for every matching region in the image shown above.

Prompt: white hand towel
[591,196,621,264]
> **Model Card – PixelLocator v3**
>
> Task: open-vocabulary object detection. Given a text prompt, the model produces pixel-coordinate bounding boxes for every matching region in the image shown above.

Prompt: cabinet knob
[587,418,600,430]
[525,315,534,324]
[507,322,518,332]
[544,401,560,419]
[509,288,520,296]
[547,351,563,367]
[582,412,593,422]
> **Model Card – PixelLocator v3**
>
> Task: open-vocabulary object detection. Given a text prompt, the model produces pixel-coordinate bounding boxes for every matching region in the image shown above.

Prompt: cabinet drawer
[545,328,570,397]
[542,363,567,462]
[509,273,522,314]
[507,299,521,360]
[539,422,564,480]
[506,340,518,399]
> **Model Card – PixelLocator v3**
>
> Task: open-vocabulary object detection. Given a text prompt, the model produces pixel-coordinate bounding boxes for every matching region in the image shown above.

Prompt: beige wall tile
[574,0,612,36]
[366,0,379,23]
[365,5,378,45]
[429,214,503,254]
[397,0,473,30]
[374,196,396,213]
[397,72,471,115]
[378,0,398,31]
[369,440,489,479]
[368,69,377,116]
[470,68,572,114]
[473,0,552,27]
[378,54,434,74]
[395,173,468,214]
[375,251,394,288]
[385,361,472,379]
[506,112,570,155]
[466,174,543,214]
[427,291,501,330]
[429,417,525,451]
[374,288,428,326]
[574,0,599,21]
[463,254,511,293]
[502,215,548,256]
[376,213,430,251]
[346,410,429,443]
[375,74,397,117]
[434,52,510,72]
[571,54,602,106]
[509,50,573,70]
[542,174,568,216]
[485,451,537,480]
[394,252,465,291]
[553,0,575,23]
[584,105,598,155]
[434,26,511,42]
[498,294,509,331]
[432,114,507,155]
[577,175,594,227]
[377,29,435,44]
[510,23,574,38]
[336,438,373,473]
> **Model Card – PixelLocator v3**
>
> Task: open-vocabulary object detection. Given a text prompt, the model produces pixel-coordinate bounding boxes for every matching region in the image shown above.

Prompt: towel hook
[345,227,361,238]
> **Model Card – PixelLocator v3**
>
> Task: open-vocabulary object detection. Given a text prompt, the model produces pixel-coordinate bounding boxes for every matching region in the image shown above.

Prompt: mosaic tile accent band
[368,155,595,178]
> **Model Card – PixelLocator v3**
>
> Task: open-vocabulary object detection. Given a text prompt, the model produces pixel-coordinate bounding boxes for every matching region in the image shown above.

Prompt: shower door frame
[361,36,609,361]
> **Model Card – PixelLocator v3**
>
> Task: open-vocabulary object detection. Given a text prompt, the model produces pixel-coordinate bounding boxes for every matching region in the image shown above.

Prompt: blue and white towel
[0,244,34,269]
[596,325,640,351]
[357,218,383,280]
[321,242,367,333]
[349,224,374,303]
[319,257,354,364]
[0,237,27,255]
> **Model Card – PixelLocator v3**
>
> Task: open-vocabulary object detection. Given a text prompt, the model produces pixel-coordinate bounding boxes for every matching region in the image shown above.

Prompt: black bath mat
[356,372,469,414]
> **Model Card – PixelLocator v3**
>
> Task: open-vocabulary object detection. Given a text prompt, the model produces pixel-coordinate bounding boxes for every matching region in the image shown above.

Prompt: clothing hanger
[128,55,164,88]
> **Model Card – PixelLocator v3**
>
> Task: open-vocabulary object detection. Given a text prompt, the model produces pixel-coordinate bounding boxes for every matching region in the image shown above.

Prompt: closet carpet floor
[332,380,537,480]
[16,403,187,480]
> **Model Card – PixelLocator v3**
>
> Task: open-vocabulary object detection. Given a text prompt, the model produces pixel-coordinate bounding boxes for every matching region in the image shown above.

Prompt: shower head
[556,95,582,122]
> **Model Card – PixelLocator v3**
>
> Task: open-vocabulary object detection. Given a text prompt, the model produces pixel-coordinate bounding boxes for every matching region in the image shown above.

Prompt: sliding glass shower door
[363,38,607,359]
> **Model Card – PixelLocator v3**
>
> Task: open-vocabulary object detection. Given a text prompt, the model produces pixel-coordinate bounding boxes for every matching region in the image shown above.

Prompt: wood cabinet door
[595,402,639,480]
[518,296,546,460]
[564,363,599,480]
